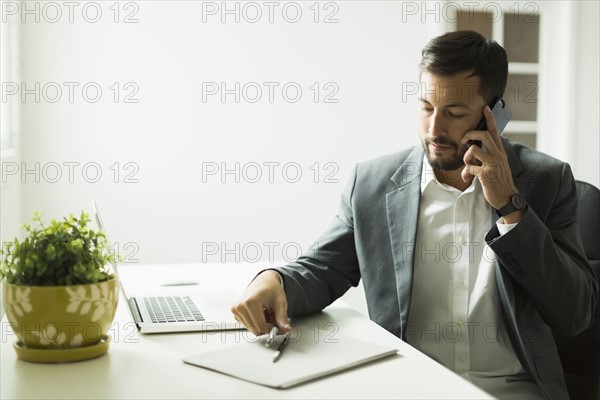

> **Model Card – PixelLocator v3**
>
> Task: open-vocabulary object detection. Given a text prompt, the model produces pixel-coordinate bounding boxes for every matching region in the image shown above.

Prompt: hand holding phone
[467,97,512,148]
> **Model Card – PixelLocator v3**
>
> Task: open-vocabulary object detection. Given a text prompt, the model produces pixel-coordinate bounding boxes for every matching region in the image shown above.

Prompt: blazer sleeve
[486,162,598,336]
[275,165,361,317]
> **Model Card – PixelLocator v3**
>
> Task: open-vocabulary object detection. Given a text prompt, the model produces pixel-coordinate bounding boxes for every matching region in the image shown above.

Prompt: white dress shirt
[405,158,544,400]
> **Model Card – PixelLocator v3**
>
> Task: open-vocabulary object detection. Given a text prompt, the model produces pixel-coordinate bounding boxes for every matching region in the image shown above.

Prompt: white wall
[8,2,428,270]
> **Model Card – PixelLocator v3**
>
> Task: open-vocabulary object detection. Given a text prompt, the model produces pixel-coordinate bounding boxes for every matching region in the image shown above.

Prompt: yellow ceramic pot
[2,278,119,351]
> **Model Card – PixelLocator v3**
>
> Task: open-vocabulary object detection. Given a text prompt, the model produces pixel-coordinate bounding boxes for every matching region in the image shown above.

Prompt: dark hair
[419,31,508,104]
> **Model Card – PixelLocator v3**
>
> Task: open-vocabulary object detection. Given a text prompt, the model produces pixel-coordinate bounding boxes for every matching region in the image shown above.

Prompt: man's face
[417,71,486,171]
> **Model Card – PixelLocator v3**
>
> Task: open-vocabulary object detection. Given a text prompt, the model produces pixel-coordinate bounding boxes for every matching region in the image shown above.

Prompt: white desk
[1,263,493,399]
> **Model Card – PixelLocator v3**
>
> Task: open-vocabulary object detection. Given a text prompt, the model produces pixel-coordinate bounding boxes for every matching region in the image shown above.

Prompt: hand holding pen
[231,270,292,336]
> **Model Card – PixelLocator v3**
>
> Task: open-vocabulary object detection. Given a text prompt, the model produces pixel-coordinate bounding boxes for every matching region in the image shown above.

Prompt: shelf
[504,121,537,133]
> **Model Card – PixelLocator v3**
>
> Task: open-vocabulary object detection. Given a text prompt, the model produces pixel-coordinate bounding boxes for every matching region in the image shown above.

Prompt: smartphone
[467,97,512,148]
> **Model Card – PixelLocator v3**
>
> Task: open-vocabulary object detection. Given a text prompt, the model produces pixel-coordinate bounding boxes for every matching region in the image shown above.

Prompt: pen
[272,333,290,363]
[265,325,278,347]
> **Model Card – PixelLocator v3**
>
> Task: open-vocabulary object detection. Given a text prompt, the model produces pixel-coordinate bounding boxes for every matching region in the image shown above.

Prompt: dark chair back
[554,180,600,400]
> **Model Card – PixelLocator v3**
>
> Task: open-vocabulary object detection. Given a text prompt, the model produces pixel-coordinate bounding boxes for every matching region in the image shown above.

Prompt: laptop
[92,200,244,334]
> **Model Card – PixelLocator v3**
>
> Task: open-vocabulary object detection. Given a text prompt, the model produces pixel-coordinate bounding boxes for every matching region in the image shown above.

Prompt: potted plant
[1,211,120,363]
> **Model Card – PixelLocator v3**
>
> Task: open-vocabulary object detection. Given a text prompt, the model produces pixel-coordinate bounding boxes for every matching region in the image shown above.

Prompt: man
[231,31,597,399]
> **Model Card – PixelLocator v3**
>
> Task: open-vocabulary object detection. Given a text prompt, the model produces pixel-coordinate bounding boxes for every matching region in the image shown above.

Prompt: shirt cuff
[496,219,519,236]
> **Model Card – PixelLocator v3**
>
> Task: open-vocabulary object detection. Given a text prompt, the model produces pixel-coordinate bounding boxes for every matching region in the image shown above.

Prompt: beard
[422,136,466,171]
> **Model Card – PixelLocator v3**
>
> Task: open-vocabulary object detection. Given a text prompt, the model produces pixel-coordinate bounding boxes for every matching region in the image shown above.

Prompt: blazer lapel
[386,146,423,338]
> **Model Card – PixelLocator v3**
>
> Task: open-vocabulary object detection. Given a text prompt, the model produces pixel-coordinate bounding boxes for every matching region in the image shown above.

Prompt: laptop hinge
[128,297,144,324]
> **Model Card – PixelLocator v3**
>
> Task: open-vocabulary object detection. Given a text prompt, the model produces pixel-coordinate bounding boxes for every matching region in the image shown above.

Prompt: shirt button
[458,236,466,245]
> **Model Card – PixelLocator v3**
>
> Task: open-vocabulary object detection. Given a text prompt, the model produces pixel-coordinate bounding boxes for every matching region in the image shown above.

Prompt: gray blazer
[277,139,598,400]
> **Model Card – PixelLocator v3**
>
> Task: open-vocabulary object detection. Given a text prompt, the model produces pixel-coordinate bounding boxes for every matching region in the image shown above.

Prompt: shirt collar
[420,155,479,194]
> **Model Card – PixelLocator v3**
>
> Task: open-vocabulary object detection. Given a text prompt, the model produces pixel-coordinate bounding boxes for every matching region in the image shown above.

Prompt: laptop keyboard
[143,296,205,323]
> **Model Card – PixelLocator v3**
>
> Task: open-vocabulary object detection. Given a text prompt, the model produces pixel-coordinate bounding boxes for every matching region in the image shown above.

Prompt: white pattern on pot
[65,283,116,322]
